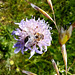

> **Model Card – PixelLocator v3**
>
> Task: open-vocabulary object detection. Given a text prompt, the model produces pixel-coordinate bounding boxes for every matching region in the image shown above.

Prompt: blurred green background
[0,0,75,75]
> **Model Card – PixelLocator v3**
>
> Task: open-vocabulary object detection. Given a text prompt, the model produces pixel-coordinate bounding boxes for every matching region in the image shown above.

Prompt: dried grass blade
[51,59,60,75]
[61,44,67,75]
[47,0,59,31]
[22,70,37,75]
[30,3,54,22]
[47,0,54,13]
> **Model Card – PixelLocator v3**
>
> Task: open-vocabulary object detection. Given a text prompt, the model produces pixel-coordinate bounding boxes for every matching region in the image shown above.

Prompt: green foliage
[0,0,75,75]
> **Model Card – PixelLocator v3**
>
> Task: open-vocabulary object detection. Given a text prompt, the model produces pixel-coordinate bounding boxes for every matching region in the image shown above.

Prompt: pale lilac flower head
[12,17,52,59]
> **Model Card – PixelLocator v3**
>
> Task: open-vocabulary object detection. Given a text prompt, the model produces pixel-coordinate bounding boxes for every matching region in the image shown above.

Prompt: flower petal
[21,47,24,54]
[44,46,47,52]
[35,49,43,54]
[29,50,35,59]
[14,48,21,54]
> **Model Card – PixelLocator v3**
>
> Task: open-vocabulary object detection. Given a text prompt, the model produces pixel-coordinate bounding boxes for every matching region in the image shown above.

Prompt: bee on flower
[12,17,52,59]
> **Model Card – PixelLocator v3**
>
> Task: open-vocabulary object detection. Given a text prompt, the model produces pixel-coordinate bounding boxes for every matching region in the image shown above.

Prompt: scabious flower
[12,17,52,59]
